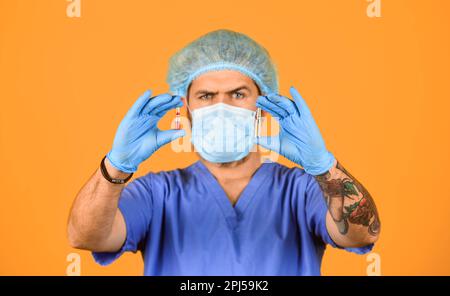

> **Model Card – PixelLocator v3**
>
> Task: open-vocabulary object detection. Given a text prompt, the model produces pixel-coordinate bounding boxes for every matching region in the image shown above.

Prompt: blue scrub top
[93,160,373,275]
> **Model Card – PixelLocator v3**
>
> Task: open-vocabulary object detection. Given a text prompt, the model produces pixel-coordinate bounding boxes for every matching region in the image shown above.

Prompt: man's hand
[256,86,335,175]
[68,90,184,252]
[107,90,185,173]
[256,87,380,247]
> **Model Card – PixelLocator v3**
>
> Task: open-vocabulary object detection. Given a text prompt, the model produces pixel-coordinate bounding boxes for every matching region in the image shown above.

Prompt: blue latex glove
[107,90,185,173]
[256,86,335,175]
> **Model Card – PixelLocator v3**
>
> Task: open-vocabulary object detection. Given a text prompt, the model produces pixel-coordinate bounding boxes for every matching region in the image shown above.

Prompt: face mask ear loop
[185,100,192,114]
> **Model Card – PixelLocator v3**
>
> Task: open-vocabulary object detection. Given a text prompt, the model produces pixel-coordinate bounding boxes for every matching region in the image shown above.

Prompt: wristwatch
[100,156,133,184]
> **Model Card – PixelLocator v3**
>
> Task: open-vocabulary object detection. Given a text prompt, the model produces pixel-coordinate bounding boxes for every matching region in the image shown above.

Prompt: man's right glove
[107,90,185,173]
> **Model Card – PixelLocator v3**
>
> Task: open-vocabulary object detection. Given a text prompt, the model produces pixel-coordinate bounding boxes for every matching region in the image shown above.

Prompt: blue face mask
[189,103,258,163]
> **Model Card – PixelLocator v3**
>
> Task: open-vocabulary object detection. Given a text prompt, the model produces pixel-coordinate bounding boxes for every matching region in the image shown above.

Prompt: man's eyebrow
[194,85,251,96]
[194,89,218,96]
[193,85,252,97]
[225,85,251,94]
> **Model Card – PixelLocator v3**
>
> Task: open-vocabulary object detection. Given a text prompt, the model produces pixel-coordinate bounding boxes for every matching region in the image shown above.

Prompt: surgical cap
[167,29,279,98]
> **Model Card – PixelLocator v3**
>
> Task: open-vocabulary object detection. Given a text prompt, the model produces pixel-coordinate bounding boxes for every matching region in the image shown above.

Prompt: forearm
[314,159,381,246]
[67,158,128,250]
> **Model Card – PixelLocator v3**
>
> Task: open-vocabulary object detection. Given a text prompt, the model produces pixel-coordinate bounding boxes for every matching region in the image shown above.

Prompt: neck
[200,152,262,181]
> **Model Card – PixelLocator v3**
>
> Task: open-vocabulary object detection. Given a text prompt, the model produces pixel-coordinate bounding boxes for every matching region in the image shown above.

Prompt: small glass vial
[175,107,181,129]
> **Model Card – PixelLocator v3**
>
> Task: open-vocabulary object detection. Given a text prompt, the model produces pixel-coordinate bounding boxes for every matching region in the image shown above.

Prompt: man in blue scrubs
[67,29,380,275]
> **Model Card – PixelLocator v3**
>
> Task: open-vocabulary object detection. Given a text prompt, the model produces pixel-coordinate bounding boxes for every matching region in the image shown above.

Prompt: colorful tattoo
[314,161,380,236]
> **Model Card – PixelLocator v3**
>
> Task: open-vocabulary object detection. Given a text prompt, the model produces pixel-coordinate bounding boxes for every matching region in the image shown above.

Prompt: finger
[151,95,183,116]
[127,90,152,118]
[156,129,186,147]
[256,96,285,118]
[155,100,183,118]
[257,136,280,152]
[266,93,297,115]
[141,93,173,115]
[256,101,282,119]
[257,95,290,117]
[290,86,311,116]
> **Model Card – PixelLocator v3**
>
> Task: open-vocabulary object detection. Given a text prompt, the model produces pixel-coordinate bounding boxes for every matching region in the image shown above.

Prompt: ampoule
[255,107,262,137]
[175,107,181,129]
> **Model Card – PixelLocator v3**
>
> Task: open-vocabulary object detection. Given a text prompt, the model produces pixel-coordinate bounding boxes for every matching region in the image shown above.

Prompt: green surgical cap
[167,29,279,97]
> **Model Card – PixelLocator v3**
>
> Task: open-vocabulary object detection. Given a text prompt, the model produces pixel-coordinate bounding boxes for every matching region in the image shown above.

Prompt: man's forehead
[188,71,258,95]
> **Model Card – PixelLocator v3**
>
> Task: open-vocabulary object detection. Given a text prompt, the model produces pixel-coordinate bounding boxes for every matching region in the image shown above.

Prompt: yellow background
[1,0,449,275]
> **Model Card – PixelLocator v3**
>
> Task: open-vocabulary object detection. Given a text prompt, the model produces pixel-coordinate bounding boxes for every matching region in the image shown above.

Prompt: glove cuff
[304,151,335,176]
[106,151,137,174]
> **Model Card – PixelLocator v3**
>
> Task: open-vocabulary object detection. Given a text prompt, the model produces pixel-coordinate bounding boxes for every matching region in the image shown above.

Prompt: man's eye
[233,92,245,99]
[199,94,213,100]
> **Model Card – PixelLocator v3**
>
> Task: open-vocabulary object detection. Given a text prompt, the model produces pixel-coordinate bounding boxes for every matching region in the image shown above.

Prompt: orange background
[1,0,449,275]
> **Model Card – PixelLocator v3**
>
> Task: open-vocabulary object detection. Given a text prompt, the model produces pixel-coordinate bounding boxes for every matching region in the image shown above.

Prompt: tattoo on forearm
[314,161,380,236]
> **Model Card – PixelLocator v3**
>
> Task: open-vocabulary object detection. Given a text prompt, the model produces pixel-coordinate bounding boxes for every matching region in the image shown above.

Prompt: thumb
[257,136,280,152]
[157,129,186,147]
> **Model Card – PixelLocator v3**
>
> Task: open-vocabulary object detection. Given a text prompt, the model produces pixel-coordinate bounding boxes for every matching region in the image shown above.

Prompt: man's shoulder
[264,160,309,177]
[134,160,311,185]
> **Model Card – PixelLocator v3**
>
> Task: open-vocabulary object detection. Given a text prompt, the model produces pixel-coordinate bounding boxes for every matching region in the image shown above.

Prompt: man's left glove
[256,86,335,175]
